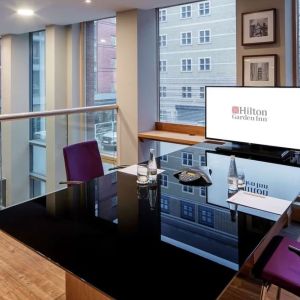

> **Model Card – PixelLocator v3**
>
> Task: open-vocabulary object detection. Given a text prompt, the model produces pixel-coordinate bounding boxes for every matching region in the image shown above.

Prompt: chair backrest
[63,140,104,182]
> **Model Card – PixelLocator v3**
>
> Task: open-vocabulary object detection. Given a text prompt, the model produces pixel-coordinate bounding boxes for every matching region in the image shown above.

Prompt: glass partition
[0,107,118,209]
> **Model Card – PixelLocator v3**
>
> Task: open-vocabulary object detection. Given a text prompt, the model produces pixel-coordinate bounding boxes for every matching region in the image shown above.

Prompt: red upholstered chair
[259,236,300,299]
[62,140,104,184]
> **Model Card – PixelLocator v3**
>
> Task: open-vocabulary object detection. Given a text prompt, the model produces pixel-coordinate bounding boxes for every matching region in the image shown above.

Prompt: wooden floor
[0,222,300,300]
[0,231,65,300]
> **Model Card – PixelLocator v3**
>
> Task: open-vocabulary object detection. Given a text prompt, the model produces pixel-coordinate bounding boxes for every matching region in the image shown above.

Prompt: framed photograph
[243,55,277,86]
[242,9,276,45]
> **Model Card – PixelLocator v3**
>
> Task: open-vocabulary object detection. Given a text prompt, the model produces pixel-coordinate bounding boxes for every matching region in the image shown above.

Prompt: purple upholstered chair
[260,236,300,299]
[62,140,104,184]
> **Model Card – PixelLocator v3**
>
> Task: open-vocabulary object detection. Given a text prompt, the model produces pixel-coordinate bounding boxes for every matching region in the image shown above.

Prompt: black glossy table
[0,144,299,299]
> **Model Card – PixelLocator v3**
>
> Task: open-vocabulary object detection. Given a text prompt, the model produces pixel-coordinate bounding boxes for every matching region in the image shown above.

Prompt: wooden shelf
[138,130,205,145]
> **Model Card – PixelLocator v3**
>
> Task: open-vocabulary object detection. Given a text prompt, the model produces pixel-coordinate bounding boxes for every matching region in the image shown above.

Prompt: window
[160,9,167,22]
[86,18,117,158]
[160,86,167,97]
[181,32,192,45]
[182,152,193,166]
[160,35,167,47]
[160,60,167,72]
[200,86,205,99]
[181,5,192,19]
[182,86,192,98]
[200,155,206,166]
[199,57,211,71]
[161,155,168,162]
[200,187,206,197]
[182,185,194,194]
[161,174,168,187]
[199,29,211,44]
[181,201,195,221]
[161,196,170,213]
[181,58,192,72]
[198,206,214,227]
[29,31,46,199]
[159,2,236,125]
[199,1,210,16]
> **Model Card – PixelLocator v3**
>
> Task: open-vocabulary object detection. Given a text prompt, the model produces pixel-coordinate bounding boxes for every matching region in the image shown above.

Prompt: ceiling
[0,0,190,35]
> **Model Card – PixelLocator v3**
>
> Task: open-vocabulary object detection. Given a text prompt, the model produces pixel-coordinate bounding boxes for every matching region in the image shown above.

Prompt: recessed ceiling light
[17,9,34,16]
[85,0,92,3]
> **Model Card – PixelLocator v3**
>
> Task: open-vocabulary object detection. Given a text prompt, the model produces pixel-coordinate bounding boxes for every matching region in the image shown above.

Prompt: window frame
[198,57,211,71]
[160,59,168,72]
[181,201,195,221]
[161,174,169,188]
[159,34,168,47]
[159,9,168,22]
[198,1,211,17]
[180,31,193,46]
[199,29,211,44]
[181,58,192,72]
[181,151,193,166]
[181,86,192,98]
[160,86,167,98]
[180,4,193,19]
[200,86,205,99]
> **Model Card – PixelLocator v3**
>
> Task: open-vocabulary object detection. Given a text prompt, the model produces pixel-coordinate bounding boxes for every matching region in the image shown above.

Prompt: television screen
[205,87,300,150]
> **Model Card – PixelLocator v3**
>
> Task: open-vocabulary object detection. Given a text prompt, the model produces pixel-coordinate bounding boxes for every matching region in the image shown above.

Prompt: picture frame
[242,9,276,45]
[243,55,277,87]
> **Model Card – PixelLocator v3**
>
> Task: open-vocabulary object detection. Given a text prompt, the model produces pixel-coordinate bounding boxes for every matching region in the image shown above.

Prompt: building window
[181,32,192,45]
[182,86,192,98]
[160,9,167,22]
[200,86,205,99]
[30,31,46,199]
[86,18,117,158]
[161,174,168,187]
[158,2,236,125]
[200,187,206,197]
[181,201,195,221]
[181,5,192,19]
[199,206,214,227]
[160,60,167,72]
[200,155,206,166]
[160,35,167,47]
[182,152,193,166]
[181,58,192,72]
[161,196,170,213]
[161,155,168,162]
[199,1,210,16]
[199,29,211,44]
[160,86,167,97]
[199,57,211,71]
[182,185,194,194]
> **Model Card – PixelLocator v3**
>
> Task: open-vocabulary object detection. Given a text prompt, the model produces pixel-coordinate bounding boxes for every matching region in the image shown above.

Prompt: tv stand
[215,143,292,161]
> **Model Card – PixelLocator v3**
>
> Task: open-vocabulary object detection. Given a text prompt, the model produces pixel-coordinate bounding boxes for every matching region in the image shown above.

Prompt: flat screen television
[205,86,300,154]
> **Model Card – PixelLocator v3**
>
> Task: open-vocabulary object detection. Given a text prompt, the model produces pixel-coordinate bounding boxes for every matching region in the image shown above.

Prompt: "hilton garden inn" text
[232,106,268,122]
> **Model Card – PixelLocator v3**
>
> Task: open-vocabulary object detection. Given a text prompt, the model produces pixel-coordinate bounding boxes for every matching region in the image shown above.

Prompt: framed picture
[242,9,276,45]
[243,55,277,86]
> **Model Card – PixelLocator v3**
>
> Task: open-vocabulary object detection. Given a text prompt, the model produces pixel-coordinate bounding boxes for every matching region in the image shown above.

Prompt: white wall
[1,34,30,205]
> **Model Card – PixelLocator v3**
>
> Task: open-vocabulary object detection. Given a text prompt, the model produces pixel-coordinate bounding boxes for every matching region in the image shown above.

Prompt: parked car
[101,132,117,151]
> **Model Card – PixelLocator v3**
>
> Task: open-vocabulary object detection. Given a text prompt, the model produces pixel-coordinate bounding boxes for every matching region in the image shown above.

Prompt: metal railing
[0,104,118,121]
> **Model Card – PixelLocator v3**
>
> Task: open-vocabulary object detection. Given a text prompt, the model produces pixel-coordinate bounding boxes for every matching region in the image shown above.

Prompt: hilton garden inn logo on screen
[232,106,268,122]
